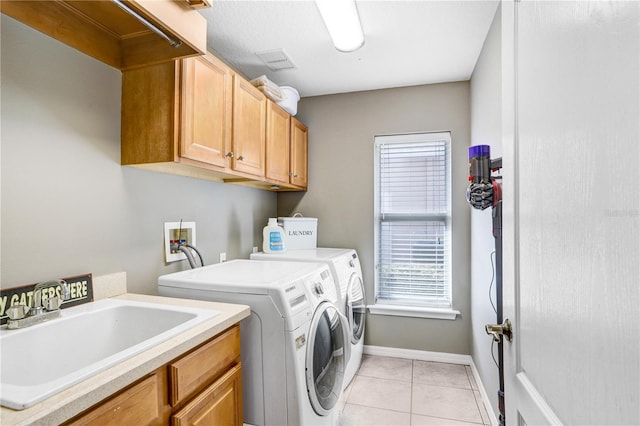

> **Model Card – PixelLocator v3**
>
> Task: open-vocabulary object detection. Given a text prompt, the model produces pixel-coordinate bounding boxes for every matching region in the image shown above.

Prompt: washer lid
[251,248,359,297]
[158,259,325,294]
[251,248,355,261]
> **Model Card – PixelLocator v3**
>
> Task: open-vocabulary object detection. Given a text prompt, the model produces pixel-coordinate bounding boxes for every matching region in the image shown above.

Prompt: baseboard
[363,345,499,426]
[469,359,500,426]
[363,344,472,365]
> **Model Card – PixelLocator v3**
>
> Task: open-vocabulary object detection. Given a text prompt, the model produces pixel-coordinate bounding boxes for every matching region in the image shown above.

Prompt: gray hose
[171,243,204,269]
[177,245,198,268]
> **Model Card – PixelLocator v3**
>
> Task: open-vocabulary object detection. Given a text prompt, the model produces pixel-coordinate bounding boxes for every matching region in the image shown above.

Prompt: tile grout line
[465,366,490,425]
[416,413,485,425]
[409,359,414,425]
[344,401,413,415]
[472,390,490,425]
[356,375,413,385]
[465,366,488,425]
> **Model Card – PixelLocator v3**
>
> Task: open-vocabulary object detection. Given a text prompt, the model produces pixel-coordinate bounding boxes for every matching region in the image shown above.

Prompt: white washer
[251,248,365,389]
[158,260,348,426]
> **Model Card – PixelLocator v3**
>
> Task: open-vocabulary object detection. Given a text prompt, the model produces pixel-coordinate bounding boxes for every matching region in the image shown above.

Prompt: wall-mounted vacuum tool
[467,144,502,212]
[466,144,507,426]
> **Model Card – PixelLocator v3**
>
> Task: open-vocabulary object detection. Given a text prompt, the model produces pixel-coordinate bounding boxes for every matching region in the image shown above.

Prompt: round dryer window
[347,274,366,344]
[305,301,349,416]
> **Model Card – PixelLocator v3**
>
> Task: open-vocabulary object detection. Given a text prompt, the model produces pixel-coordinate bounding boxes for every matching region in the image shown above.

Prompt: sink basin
[0,298,219,410]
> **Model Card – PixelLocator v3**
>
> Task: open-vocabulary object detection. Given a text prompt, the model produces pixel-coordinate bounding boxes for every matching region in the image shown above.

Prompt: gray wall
[469,6,502,418]
[0,16,276,294]
[279,82,471,354]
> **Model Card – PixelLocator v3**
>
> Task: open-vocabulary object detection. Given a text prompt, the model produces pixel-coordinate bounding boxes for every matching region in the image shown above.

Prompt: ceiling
[198,1,499,98]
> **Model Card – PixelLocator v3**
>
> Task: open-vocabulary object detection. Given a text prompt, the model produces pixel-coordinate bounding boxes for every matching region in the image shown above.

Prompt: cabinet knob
[238,155,244,161]
[226,152,234,158]
[293,174,298,178]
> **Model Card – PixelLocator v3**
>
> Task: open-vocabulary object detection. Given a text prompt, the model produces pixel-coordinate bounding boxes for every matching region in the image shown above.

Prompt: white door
[501,1,639,424]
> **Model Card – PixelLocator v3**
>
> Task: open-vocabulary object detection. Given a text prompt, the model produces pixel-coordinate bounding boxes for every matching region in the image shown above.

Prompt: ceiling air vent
[255,49,297,71]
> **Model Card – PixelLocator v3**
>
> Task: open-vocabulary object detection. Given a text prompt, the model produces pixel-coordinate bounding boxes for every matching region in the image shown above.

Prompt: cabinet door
[290,117,308,188]
[180,53,232,168]
[66,370,169,426]
[121,61,179,165]
[172,363,243,426]
[169,324,241,406]
[232,76,266,177]
[265,101,291,184]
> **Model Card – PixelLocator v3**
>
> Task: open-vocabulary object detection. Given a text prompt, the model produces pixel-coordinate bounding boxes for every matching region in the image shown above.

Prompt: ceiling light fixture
[314,0,364,52]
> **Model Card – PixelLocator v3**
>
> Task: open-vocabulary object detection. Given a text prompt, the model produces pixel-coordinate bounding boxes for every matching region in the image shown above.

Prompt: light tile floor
[339,355,492,426]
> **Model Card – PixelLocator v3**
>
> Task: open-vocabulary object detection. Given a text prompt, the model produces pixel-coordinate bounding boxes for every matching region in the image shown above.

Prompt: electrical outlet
[164,221,196,263]
[219,252,227,263]
[252,246,258,253]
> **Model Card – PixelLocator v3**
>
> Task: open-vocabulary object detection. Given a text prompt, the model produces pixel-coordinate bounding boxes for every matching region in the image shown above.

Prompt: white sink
[0,298,219,410]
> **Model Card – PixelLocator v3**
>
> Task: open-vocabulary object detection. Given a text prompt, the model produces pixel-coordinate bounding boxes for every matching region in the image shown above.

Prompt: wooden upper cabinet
[120,49,307,191]
[232,76,266,178]
[121,52,233,173]
[265,101,291,185]
[290,117,308,189]
[0,0,207,70]
[180,54,232,168]
[121,60,180,166]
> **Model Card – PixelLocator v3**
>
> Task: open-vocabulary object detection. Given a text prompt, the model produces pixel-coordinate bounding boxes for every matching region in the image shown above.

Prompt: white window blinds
[374,132,452,308]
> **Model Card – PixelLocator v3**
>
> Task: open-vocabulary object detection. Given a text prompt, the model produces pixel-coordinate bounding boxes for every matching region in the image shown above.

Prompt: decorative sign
[0,274,93,325]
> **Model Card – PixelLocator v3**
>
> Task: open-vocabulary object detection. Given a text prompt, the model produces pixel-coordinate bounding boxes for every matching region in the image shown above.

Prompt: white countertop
[0,293,250,426]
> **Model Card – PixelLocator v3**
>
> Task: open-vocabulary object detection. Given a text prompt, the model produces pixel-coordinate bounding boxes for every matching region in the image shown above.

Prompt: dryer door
[306,301,349,416]
[346,273,366,344]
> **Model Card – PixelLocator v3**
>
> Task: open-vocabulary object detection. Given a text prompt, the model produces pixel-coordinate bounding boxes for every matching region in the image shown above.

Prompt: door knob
[485,318,512,342]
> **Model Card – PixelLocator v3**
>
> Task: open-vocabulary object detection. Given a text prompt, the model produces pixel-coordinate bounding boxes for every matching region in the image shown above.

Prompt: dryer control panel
[304,266,338,305]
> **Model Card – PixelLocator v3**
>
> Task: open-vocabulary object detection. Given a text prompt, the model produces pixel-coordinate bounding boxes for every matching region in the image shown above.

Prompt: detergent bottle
[262,218,286,253]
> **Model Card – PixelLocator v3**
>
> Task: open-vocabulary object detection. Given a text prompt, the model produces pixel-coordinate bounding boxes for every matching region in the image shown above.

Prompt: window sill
[368,304,460,320]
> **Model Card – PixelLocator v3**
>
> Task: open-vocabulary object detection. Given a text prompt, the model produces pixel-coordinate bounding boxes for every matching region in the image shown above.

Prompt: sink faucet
[31,279,71,315]
[6,279,70,329]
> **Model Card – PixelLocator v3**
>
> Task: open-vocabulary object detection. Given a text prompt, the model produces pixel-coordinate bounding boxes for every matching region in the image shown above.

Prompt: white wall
[1,16,276,294]
[278,82,472,354]
[469,6,502,418]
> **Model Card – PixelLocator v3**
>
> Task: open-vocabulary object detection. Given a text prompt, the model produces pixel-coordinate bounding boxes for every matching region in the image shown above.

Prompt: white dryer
[158,260,349,426]
[251,248,365,389]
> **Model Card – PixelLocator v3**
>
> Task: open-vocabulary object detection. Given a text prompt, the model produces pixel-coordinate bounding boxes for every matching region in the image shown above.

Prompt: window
[373,132,453,316]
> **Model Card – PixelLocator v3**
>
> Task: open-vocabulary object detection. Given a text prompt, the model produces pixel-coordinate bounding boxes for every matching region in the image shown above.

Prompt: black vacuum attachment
[466,145,502,211]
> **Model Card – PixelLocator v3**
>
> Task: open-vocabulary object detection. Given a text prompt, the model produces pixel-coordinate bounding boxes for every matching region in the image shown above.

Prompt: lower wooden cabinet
[65,324,242,426]
[66,372,170,426]
[169,325,241,406]
[172,363,242,426]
